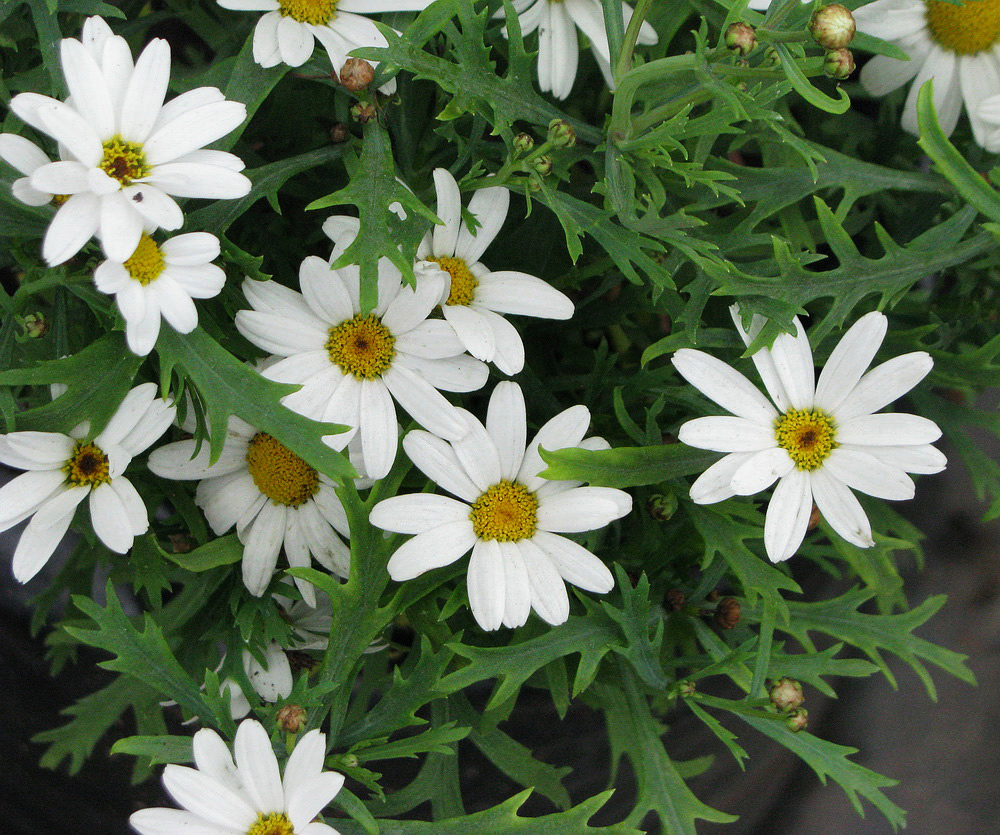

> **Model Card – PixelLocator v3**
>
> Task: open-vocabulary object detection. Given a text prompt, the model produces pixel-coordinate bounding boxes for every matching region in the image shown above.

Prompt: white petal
[769,317,815,410]
[3,431,74,467]
[359,379,398,481]
[729,446,795,496]
[192,728,240,791]
[282,728,327,796]
[672,349,778,423]
[35,100,102,166]
[0,133,49,175]
[243,642,293,702]
[831,352,934,423]
[401,430,480,502]
[43,192,101,266]
[467,538,505,630]
[822,447,914,500]
[473,271,574,319]
[154,274,199,333]
[144,100,247,165]
[496,540,531,628]
[161,765,256,829]
[688,452,752,504]
[98,192,144,262]
[98,383,158,447]
[836,413,942,446]
[119,39,171,143]
[903,46,960,137]
[455,186,509,264]
[30,160,92,194]
[161,231,220,264]
[241,501,286,596]
[840,442,946,475]
[235,310,328,356]
[394,319,465,359]
[277,16,315,66]
[442,303,496,363]
[122,184,184,231]
[369,493,471,534]
[299,256,354,324]
[763,469,813,563]
[476,307,525,375]
[431,168,462,256]
[12,486,88,582]
[814,312,888,414]
[0,469,66,533]
[810,468,875,548]
[677,415,776,453]
[60,39,115,139]
[89,483,134,553]
[537,486,630,532]
[395,354,488,394]
[519,538,571,625]
[487,381,527,481]
[381,270,445,334]
[531,530,614,593]
[234,719,285,813]
[381,364,469,440]
[287,772,345,831]
[518,404,590,487]
[386,519,478,581]
[110,476,150,536]
[450,411,501,492]
[144,162,251,198]
[731,306,792,412]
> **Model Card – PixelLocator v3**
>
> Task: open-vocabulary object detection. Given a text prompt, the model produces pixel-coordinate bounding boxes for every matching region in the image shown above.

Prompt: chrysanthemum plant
[1,0,997,831]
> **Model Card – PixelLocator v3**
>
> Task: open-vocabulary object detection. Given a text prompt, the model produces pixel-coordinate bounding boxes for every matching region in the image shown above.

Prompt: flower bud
[340,753,360,769]
[529,154,553,176]
[713,597,741,629]
[810,4,856,50]
[20,312,48,338]
[329,122,350,143]
[513,132,535,154]
[677,680,697,698]
[665,588,686,612]
[647,490,678,522]
[824,47,856,80]
[339,58,375,91]
[547,118,577,148]
[786,707,809,733]
[276,704,307,734]
[769,677,805,712]
[350,101,377,124]
[724,22,757,57]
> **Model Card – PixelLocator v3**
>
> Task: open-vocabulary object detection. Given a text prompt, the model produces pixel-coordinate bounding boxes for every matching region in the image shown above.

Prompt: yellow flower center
[245,433,319,507]
[247,813,295,835]
[100,136,149,186]
[925,0,1000,54]
[428,256,478,307]
[277,0,338,24]
[774,408,838,471]
[64,441,111,487]
[469,480,539,542]
[51,194,70,206]
[325,314,395,380]
[123,234,165,285]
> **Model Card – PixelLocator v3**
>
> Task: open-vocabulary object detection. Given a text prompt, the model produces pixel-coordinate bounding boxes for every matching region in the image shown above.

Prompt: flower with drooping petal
[235,255,487,480]
[496,0,658,99]
[129,718,345,835]
[413,169,574,375]
[370,381,632,631]
[672,308,947,563]
[148,415,353,601]
[0,383,176,583]
[850,0,1000,150]
[94,232,226,356]
[9,15,250,266]
[217,0,434,93]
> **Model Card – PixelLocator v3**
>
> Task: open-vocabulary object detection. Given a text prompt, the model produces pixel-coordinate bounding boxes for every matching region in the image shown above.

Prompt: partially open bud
[276,704,307,734]
[20,312,48,338]
[724,22,757,57]
[678,680,697,698]
[530,154,553,176]
[769,677,805,712]
[647,490,678,522]
[513,132,535,154]
[810,4,856,50]
[824,47,856,80]
[786,707,809,733]
[713,597,741,629]
[547,118,577,148]
[350,101,377,124]
[340,58,375,91]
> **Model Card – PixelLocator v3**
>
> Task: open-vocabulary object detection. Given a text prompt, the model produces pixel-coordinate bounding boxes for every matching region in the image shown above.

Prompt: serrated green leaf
[163,533,243,572]
[111,734,193,766]
[602,567,668,688]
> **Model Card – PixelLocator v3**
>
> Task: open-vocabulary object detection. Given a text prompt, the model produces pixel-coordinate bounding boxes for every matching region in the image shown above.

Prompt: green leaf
[539,443,720,488]
[602,567,668,689]
[155,326,354,479]
[774,43,850,115]
[745,589,977,699]
[685,699,748,768]
[351,789,638,833]
[353,722,470,763]
[64,582,216,722]
[742,715,906,830]
[163,534,244,572]
[111,735,193,766]
[917,78,1000,223]
[592,665,737,831]
[0,333,142,437]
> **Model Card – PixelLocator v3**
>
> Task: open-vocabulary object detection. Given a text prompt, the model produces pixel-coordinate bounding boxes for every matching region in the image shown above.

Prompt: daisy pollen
[672,307,947,564]
[853,0,1000,149]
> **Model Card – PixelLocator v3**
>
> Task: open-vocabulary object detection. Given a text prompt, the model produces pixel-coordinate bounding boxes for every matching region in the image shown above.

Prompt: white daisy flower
[147,415,353,601]
[9,15,250,266]
[235,256,488,480]
[129,718,345,835]
[217,0,434,93]
[672,308,947,563]
[852,0,1000,150]
[370,382,632,631]
[496,0,658,99]
[414,169,574,376]
[93,232,226,356]
[0,133,60,206]
[0,383,176,583]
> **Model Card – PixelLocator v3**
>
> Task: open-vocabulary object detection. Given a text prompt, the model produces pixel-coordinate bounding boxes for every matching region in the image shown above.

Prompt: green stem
[756,27,811,43]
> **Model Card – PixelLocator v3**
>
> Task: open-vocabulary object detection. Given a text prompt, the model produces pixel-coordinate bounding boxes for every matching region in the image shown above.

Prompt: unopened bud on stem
[810,4,856,50]
[339,58,375,91]
[769,677,805,711]
[547,118,577,148]
[824,47,856,80]
[725,22,757,57]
